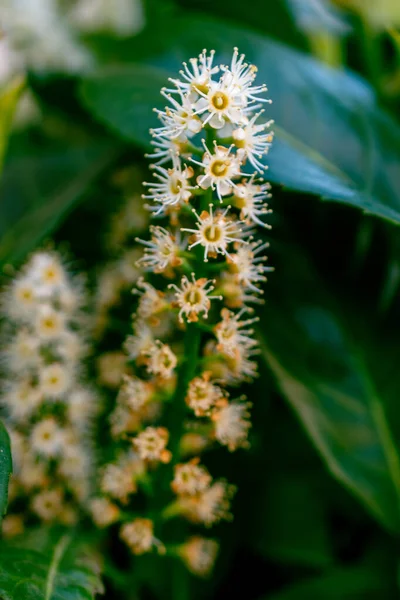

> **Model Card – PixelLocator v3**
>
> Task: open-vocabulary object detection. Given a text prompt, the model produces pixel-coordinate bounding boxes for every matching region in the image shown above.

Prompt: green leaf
[0,141,119,269]
[259,250,400,533]
[264,566,395,600]
[257,473,333,567]
[0,531,104,600]
[0,422,12,522]
[0,77,25,174]
[80,14,400,224]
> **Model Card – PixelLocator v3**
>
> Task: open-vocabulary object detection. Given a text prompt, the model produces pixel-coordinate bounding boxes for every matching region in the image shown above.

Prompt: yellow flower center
[210,160,229,177]
[204,224,223,242]
[184,288,203,305]
[211,91,229,110]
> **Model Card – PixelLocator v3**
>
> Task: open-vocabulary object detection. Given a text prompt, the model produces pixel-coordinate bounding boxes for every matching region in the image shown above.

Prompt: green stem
[169,323,202,462]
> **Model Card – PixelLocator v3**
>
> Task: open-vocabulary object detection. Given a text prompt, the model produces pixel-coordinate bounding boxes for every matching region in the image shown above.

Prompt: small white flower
[120,518,161,555]
[124,320,155,360]
[221,47,271,106]
[101,452,143,503]
[180,480,236,527]
[143,154,195,214]
[39,362,72,399]
[135,278,167,320]
[233,175,272,228]
[5,276,38,321]
[144,341,177,379]
[146,133,190,166]
[167,49,219,100]
[34,304,66,340]
[172,459,212,496]
[185,372,225,416]
[215,308,258,357]
[117,375,152,412]
[31,488,64,522]
[212,397,252,451]
[4,329,40,372]
[233,112,274,172]
[179,536,219,577]
[230,240,273,292]
[133,426,171,463]
[194,77,247,129]
[90,497,120,528]
[136,226,184,273]
[2,380,42,421]
[193,143,245,200]
[169,274,220,322]
[31,417,64,457]
[28,251,67,294]
[182,204,244,262]
[153,90,203,139]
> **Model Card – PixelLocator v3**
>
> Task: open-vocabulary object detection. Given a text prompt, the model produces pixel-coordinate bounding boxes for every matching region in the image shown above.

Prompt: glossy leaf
[80,14,400,224]
[0,77,25,175]
[0,141,119,269]
[0,422,11,523]
[259,250,400,532]
[0,531,104,600]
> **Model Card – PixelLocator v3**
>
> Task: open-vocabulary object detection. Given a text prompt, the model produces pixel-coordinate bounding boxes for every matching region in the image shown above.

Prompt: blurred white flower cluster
[0,0,145,125]
[0,251,99,537]
[91,48,274,577]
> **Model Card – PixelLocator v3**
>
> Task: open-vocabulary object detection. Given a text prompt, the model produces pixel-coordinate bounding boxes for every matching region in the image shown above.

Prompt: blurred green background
[2,0,400,598]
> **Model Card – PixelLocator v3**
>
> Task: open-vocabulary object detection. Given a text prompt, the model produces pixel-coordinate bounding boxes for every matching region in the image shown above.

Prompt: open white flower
[39,362,72,399]
[120,518,162,555]
[167,49,219,100]
[186,372,225,416]
[233,111,274,172]
[229,239,273,292]
[154,90,203,139]
[233,175,272,228]
[34,304,66,340]
[169,274,220,322]
[31,417,64,457]
[194,76,247,129]
[221,47,271,106]
[172,459,212,496]
[143,154,195,214]
[182,204,244,261]
[133,426,171,463]
[144,341,177,379]
[136,226,184,273]
[194,143,245,200]
[215,308,258,357]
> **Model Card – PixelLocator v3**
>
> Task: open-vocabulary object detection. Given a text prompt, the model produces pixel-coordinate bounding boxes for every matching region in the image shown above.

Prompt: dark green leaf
[0,531,104,600]
[264,566,395,600]
[0,77,25,175]
[0,421,11,522]
[80,15,400,224]
[259,250,400,533]
[0,141,119,269]
[258,473,333,567]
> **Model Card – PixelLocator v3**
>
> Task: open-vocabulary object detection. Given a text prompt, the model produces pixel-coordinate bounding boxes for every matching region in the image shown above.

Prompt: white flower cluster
[0,251,99,535]
[92,48,273,578]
